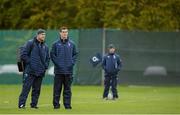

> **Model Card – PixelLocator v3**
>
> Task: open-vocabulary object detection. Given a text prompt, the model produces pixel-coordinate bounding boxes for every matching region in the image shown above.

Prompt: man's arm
[45,47,50,69]
[102,56,106,70]
[72,43,78,65]
[21,41,33,64]
[50,43,59,66]
[117,55,122,71]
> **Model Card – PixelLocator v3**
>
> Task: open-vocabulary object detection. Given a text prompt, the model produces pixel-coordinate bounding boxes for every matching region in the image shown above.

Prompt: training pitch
[0,85,179,114]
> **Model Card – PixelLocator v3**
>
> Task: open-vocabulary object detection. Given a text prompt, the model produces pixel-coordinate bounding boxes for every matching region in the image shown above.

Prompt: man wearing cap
[18,29,50,109]
[102,44,122,100]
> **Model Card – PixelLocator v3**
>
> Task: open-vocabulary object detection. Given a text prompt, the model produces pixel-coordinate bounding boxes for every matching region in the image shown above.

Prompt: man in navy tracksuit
[102,44,122,100]
[18,29,50,109]
[50,26,78,109]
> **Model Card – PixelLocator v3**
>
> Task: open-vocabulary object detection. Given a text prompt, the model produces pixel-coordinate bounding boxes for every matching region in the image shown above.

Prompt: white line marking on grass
[128,85,153,88]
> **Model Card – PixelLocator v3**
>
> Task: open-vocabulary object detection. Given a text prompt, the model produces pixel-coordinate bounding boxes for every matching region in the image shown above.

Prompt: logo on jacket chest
[58,42,71,46]
[107,55,116,59]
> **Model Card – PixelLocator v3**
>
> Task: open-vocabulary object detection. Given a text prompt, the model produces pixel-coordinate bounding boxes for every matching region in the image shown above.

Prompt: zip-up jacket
[102,53,122,75]
[21,37,50,76]
[50,37,78,74]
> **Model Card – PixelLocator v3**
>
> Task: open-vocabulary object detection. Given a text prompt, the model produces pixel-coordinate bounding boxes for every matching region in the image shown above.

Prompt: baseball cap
[108,44,115,49]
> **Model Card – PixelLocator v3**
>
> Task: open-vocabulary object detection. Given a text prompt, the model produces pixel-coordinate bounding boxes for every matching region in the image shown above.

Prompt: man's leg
[111,75,118,99]
[63,74,72,109]
[103,74,111,98]
[70,75,73,86]
[53,74,63,109]
[18,73,34,108]
[30,76,43,108]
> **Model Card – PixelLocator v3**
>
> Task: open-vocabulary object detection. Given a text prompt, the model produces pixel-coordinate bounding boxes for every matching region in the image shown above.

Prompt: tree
[0,0,179,31]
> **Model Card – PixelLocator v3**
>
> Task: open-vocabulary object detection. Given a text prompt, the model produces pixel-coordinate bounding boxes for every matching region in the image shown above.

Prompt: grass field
[0,85,180,114]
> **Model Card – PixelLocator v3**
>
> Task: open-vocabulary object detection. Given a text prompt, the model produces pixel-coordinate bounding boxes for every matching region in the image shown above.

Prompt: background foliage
[0,0,180,31]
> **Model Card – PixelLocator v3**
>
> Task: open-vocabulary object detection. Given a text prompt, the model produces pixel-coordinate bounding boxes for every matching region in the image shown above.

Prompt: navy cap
[108,44,115,49]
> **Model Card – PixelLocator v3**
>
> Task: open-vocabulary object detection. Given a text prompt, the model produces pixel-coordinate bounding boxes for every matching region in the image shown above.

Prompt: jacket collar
[34,36,45,44]
[108,52,115,55]
[59,37,69,44]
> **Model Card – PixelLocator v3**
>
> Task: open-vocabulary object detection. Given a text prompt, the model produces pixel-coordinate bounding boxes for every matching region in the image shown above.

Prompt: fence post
[101,28,106,85]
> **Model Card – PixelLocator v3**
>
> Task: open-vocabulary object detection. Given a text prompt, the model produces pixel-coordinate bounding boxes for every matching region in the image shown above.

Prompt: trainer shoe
[65,106,72,109]
[103,97,108,100]
[112,97,119,100]
[19,104,25,109]
[31,106,39,109]
[54,106,60,109]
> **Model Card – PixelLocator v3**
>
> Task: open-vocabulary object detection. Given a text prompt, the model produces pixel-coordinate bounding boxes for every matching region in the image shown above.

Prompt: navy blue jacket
[21,37,50,76]
[102,53,122,75]
[50,38,78,74]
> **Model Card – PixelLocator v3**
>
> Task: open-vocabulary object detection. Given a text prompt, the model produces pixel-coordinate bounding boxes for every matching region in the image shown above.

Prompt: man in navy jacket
[102,44,122,100]
[50,26,78,109]
[18,29,50,109]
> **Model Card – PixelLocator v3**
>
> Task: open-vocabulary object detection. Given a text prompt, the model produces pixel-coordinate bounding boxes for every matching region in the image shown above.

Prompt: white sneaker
[19,104,25,109]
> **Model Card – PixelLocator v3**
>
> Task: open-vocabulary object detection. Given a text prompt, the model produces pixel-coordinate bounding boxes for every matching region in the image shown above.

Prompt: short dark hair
[59,26,68,32]
[37,29,46,35]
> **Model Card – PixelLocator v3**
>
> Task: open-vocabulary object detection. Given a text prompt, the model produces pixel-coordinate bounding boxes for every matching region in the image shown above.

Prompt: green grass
[0,85,180,114]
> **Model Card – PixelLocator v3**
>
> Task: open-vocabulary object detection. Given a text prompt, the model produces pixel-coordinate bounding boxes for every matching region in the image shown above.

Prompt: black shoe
[112,97,118,100]
[65,106,72,109]
[18,104,25,109]
[54,106,60,109]
[113,95,118,98]
[31,106,39,109]
[103,97,108,100]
